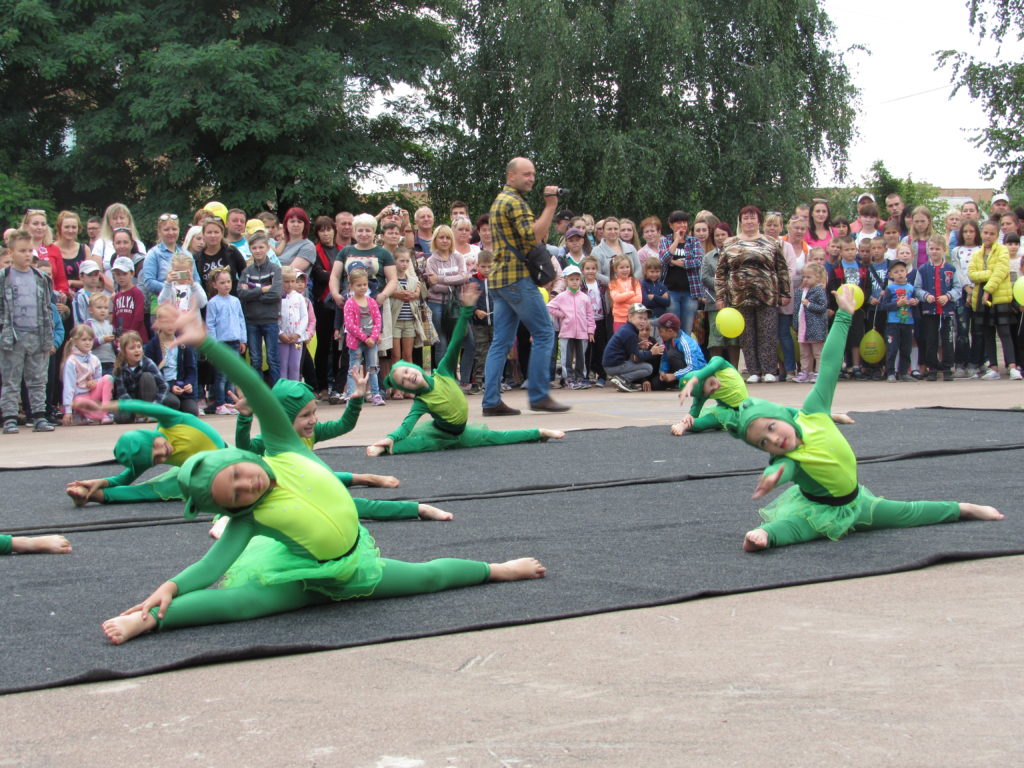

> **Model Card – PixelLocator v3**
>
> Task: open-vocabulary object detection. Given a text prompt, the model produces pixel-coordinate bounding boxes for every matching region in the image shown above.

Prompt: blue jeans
[483,276,556,407]
[346,343,380,397]
[668,291,698,335]
[213,340,241,405]
[246,322,280,384]
[429,301,449,362]
[777,311,795,374]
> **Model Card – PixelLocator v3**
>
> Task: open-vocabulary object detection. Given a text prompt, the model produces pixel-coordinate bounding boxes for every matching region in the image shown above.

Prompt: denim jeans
[346,343,380,396]
[483,276,556,407]
[246,322,280,384]
[212,340,241,406]
[777,311,795,374]
[668,291,698,335]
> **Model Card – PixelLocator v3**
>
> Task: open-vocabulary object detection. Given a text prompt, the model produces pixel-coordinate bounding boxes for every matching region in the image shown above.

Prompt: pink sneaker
[215,404,239,415]
[793,372,809,383]
[369,394,386,406]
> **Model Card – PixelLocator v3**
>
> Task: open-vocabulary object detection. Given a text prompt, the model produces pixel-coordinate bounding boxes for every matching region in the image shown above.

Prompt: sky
[365,0,1003,193]
[821,0,998,190]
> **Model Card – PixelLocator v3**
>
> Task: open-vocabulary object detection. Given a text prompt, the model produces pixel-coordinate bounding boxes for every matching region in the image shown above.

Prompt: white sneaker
[982,369,1001,380]
[746,374,761,384]
[215,404,238,415]
[762,374,777,383]
[1011,368,1023,380]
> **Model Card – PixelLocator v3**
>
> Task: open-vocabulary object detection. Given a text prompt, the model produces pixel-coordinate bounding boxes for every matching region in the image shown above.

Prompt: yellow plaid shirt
[488,184,537,289]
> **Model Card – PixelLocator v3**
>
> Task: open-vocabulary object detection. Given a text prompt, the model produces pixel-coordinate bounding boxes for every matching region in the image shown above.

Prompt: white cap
[78,260,100,275]
[562,265,581,277]
[992,193,1010,204]
[112,256,135,273]
[857,193,876,203]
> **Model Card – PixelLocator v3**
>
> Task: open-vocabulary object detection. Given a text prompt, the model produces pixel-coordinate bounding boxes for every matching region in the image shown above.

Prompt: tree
[423,0,856,225]
[0,0,455,222]
[940,0,1024,183]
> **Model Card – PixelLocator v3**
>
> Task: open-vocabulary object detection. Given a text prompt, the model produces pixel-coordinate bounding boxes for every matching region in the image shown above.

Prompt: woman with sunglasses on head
[142,214,199,314]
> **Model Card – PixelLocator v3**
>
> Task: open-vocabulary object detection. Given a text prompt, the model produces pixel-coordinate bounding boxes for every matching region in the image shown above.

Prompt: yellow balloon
[1014,275,1024,305]
[715,307,745,338]
[205,201,228,224]
[848,284,865,310]
[859,329,885,364]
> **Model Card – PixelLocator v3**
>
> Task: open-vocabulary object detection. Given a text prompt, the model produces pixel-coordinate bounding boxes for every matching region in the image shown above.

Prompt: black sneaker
[910,370,924,380]
[850,366,867,380]
[32,418,55,433]
[942,370,955,382]
[3,420,18,435]
[926,371,937,381]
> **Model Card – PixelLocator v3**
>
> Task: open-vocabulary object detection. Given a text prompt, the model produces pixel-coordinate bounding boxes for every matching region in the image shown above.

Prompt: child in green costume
[208,371,449,539]
[233,375,399,489]
[1,534,71,555]
[102,307,546,645]
[65,399,226,506]
[729,284,1003,552]
[367,283,564,456]
[670,357,855,436]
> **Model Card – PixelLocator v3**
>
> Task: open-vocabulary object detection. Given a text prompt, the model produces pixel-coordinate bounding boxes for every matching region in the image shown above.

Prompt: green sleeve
[200,337,301,456]
[235,413,254,452]
[0,534,11,555]
[313,397,363,442]
[763,457,796,485]
[387,398,430,442]
[104,466,138,488]
[802,310,851,415]
[690,408,729,433]
[115,399,225,448]
[169,515,254,594]
[437,305,474,377]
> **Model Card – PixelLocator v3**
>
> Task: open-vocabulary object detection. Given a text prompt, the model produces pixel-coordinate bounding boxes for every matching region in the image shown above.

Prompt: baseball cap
[627,303,650,315]
[79,260,100,275]
[246,219,267,236]
[565,227,585,239]
[658,313,681,332]
[992,193,1010,204]
[555,210,575,223]
[112,257,135,273]
[562,265,581,278]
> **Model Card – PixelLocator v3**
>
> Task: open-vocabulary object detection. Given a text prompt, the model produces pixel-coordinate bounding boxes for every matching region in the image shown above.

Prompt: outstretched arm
[803,285,854,415]
[436,283,480,377]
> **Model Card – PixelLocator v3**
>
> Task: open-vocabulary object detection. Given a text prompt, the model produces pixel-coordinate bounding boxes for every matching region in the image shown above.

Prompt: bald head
[506,157,536,193]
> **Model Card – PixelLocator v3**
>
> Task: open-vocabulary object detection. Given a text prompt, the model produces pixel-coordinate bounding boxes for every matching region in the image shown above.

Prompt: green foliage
[0,0,455,221]
[856,160,948,224]
[424,0,856,228]
[940,0,1024,183]
[0,172,54,229]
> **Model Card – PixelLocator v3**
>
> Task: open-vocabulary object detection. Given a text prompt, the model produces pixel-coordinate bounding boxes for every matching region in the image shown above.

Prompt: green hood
[381,361,434,395]
[178,447,275,519]
[271,378,316,422]
[114,430,161,476]
[727,398,802,444]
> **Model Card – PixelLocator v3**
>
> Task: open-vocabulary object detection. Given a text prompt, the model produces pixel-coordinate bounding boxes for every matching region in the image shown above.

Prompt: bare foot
[66,485,89,507]
[488,557,547,581]
[11,535,72,554]
[209,515,229,539]
[352,473,400,488]
[743,529,769,552]
[365,444,387,458]
[539,429,565,441]
[418,503,453,521]
[102,611,154,645]
[832,413,856,425]
[958,503,1004,521]
[670,421,687,436]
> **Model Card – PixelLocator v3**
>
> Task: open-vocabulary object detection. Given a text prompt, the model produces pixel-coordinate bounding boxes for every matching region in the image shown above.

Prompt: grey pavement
[3,378,1023,767]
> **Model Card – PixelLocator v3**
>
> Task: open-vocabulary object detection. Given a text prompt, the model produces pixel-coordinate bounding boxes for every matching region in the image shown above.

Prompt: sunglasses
[159,213,179,221]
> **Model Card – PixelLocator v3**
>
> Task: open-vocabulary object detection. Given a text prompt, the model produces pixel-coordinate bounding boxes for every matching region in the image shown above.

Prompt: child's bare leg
[743,529,770,552]
[11,535,72,554]
[365,444,388,458]
[350,473,400,488]
[66,483,104,506]
[418,503,453,521]
[831,413,856,425]
[102,611,154,645]
[488,557,546,581]
[539,429,565,441]
[958,503,1004,521]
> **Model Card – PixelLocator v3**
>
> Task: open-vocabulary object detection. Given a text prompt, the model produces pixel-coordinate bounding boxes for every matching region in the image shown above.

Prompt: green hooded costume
[380,305,542,454]
[678,357,749,432]
[140,333,493,632]
[725,309,959,547]
[97,401,226,503]
[235,378,420,520]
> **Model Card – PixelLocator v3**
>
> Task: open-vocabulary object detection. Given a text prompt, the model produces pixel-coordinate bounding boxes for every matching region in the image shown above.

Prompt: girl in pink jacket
[342,268,385,405]
[547,266,596,389]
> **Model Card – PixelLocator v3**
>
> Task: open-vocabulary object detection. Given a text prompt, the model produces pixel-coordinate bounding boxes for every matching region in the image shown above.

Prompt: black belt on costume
[318,529,361,563]
[801,487,859,507]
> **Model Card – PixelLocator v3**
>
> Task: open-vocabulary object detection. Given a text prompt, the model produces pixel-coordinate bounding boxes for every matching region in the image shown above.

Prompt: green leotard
[235,380,419,521]
[101,401,227,503]
[0,535,11,555]
[148,335,491,631]
[383,305,542,454]
[732,310,959,547]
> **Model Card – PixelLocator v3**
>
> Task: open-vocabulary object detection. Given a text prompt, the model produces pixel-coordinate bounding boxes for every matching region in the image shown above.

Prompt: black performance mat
[2,429,1022,695]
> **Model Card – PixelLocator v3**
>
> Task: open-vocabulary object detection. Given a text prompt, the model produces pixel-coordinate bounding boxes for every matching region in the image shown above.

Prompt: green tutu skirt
[221,523,384,600]
[759,484,881,541]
